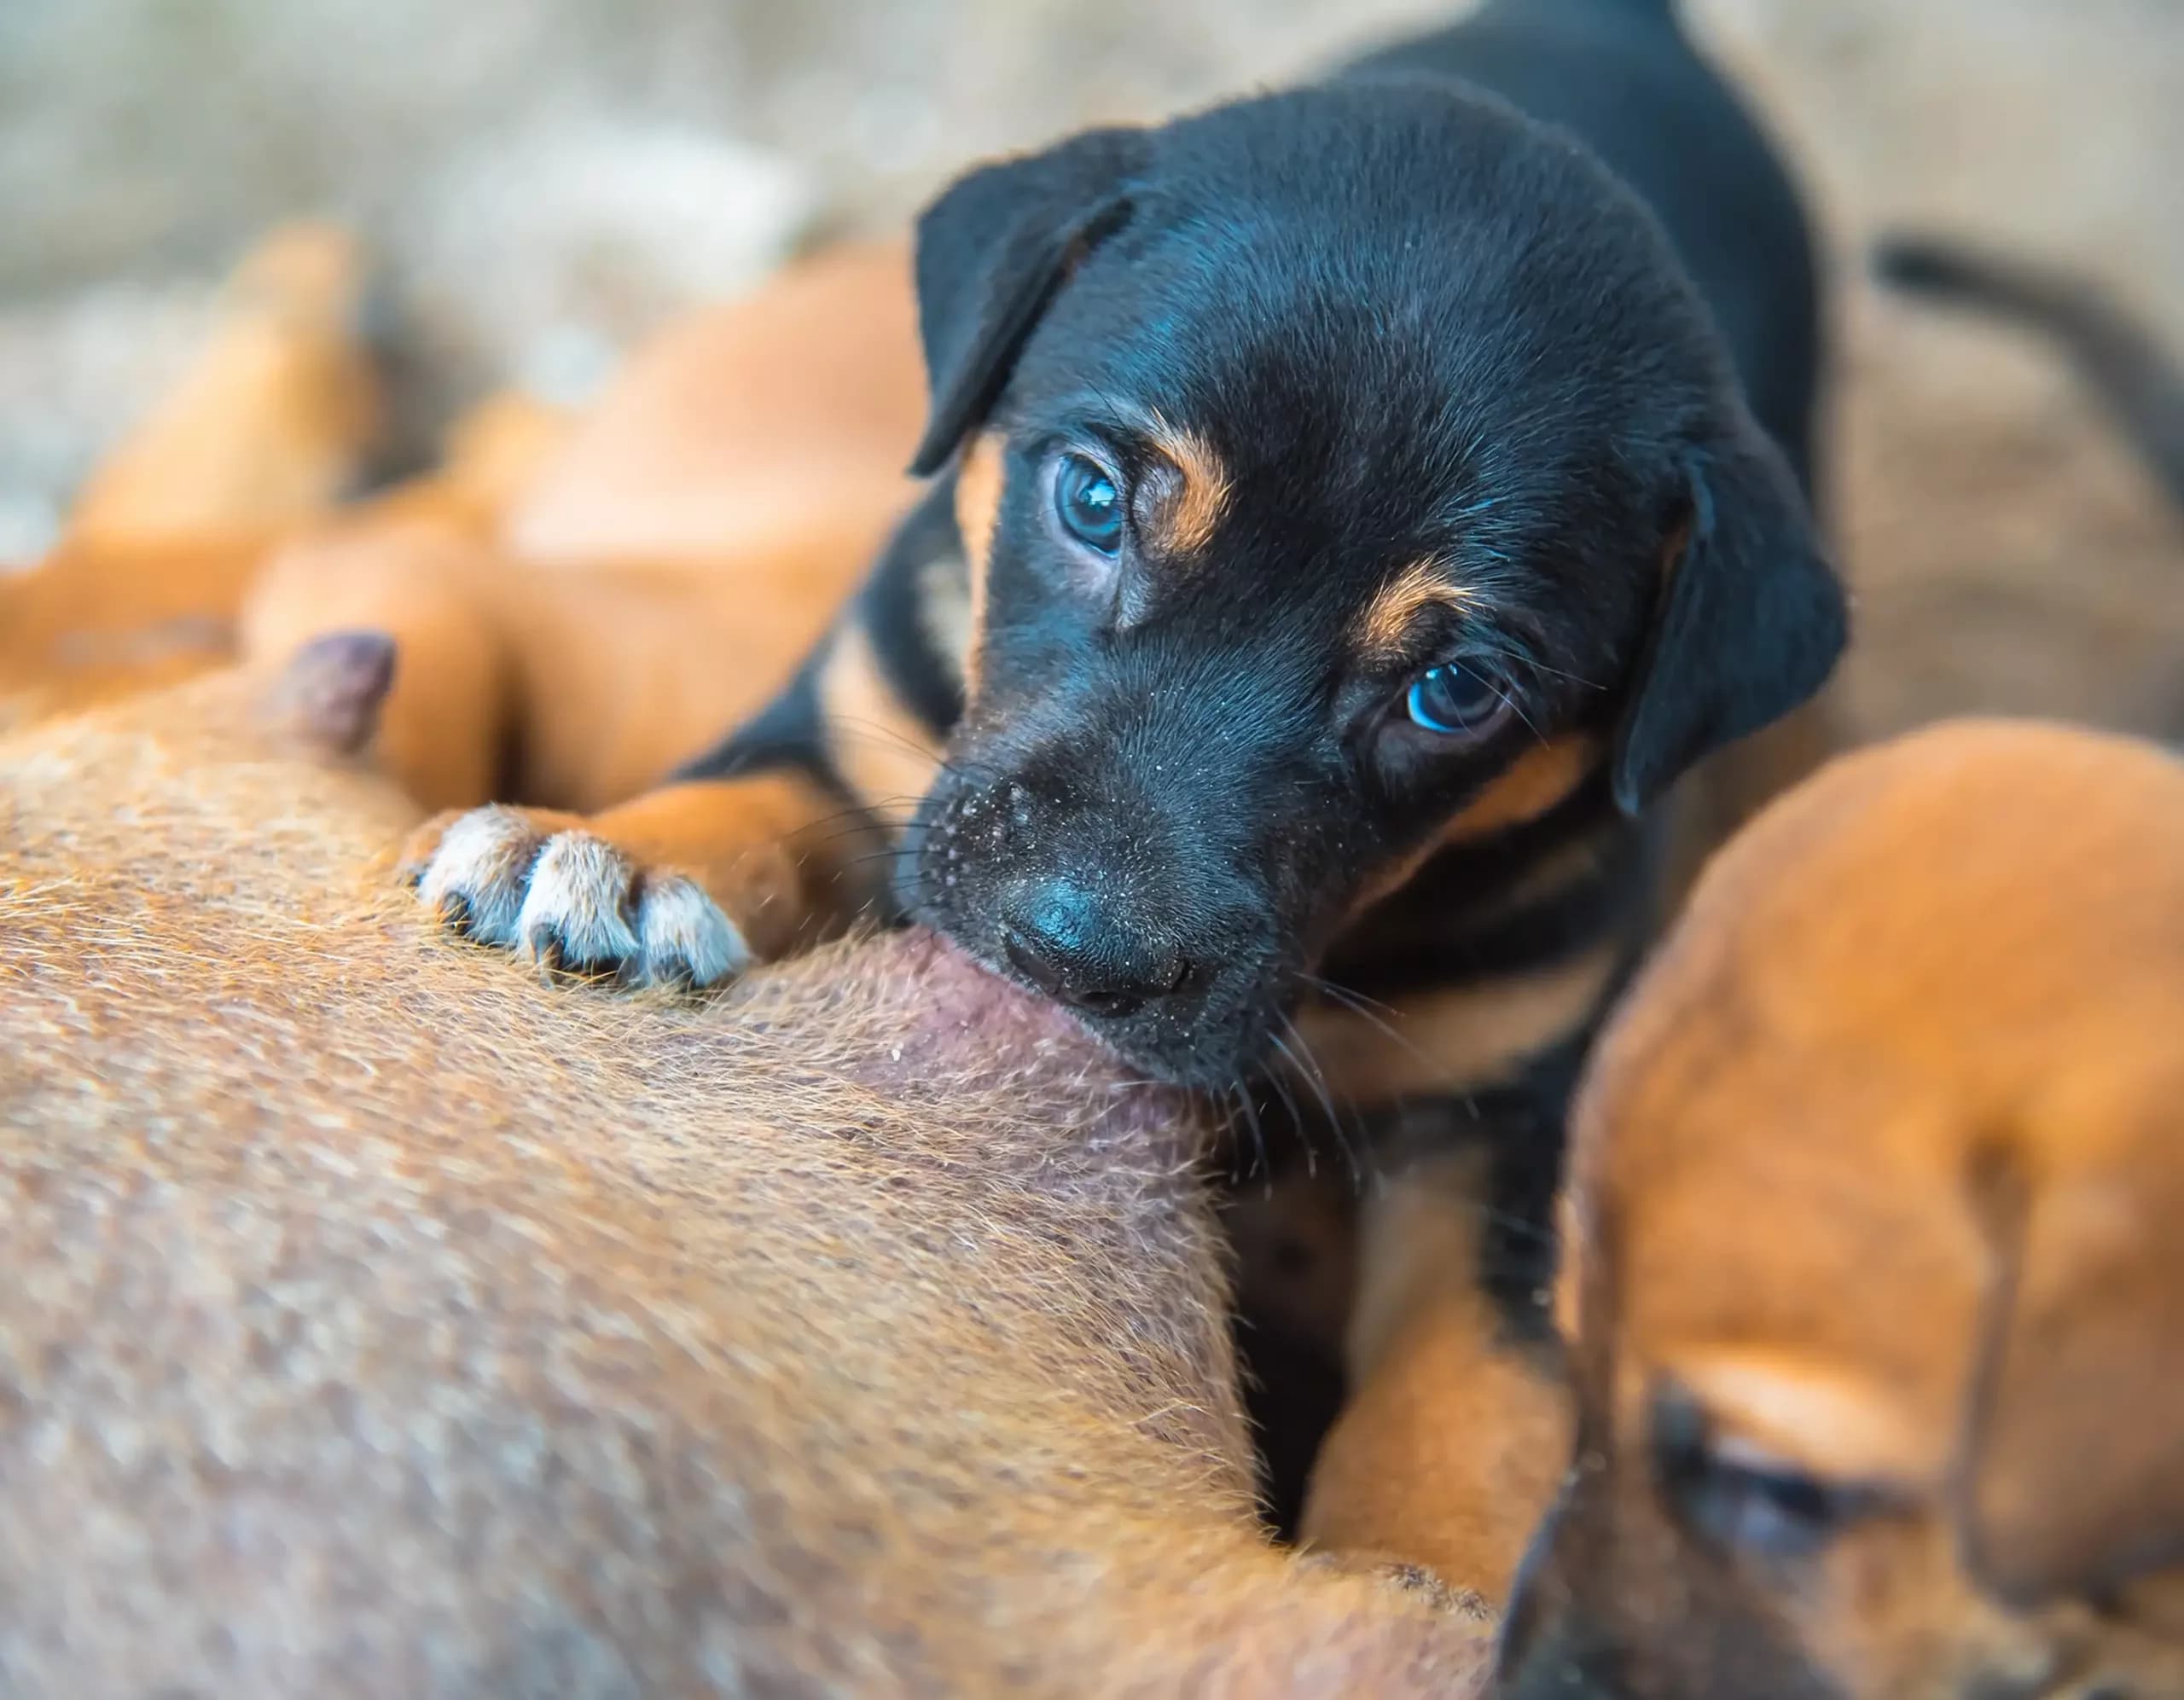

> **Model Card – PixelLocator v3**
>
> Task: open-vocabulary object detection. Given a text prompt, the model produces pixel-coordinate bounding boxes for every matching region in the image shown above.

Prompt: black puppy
[415,0,1840,1154]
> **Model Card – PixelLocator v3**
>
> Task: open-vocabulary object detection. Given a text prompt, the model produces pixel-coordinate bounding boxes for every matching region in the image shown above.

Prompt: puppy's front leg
[402,771,880,991]
[404,475,969,992]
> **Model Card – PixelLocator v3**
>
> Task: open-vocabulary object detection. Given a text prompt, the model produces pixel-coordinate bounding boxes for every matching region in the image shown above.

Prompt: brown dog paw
[402,804,750,989]
[1292,1552,1496,1622]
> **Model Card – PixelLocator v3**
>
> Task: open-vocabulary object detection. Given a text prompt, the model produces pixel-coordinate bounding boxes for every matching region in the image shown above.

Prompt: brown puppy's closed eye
[1502,718,2184,1700]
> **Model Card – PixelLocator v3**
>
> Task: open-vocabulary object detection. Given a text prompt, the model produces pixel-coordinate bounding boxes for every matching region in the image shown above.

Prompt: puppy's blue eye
[1054,452,1124,554]
[1404,664,1505,736]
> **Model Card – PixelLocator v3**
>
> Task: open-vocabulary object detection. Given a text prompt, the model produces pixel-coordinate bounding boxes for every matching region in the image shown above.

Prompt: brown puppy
[4,230,912,795]
[1502,718,2184,1700]
[0,645,1494,1697]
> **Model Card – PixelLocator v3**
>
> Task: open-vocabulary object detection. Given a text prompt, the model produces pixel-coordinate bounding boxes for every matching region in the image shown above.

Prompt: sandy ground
[2,0,2179,738]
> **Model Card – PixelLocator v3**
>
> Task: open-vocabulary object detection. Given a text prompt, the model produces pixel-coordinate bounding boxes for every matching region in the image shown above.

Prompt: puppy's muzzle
[999,876,1191,1018]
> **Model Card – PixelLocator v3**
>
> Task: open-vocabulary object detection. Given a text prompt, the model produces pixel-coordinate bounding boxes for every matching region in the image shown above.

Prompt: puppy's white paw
[404,804,749,990]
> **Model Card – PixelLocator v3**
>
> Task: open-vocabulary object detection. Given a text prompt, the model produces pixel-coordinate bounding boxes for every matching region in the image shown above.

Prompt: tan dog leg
[1300,1153,1571,1606]
[67,223,382,547]
[2,226,388,723]
[241,523,517,814]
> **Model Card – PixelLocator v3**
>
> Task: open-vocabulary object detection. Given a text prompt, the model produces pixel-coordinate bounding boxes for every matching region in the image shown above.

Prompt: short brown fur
[1137,420,1232,560]
[0,650,1495,1697]
[1514,719,2184,1698]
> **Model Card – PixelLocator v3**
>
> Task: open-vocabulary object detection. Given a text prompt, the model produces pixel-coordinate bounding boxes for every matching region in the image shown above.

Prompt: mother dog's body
[0,657,1488,1697]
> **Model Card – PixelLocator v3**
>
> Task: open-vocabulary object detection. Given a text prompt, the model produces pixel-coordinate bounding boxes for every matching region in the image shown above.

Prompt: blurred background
[3,0,2181,737]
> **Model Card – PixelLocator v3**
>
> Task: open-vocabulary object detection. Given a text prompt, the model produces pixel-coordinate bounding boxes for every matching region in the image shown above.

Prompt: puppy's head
[1502,720,2184,1699]
[897,81,1843,1088]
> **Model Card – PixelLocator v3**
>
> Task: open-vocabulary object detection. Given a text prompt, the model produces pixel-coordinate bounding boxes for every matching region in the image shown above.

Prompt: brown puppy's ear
[1959,1159,2184,1608]
[907,128,1145,477]
[1608,418,1845,815]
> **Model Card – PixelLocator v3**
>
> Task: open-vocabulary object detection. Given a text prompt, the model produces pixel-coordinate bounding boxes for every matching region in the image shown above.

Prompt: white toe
[415,805,543,946]
[635,873,749,989]
[515,832,642,976]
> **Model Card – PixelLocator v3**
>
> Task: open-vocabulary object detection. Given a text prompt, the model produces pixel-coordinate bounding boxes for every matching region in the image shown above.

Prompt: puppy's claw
[404,806,746,992]
[516,832,643,979]
[413,805,539,946]
[634,873,751,989]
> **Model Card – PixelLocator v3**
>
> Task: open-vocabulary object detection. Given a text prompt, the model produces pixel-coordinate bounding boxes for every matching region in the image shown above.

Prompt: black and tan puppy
[409,0,1839,1130]
[1502,719,2184,1699]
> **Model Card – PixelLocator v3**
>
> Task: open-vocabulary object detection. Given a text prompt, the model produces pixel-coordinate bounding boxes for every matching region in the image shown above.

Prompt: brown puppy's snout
[1496,1508,1620,1700]
[999,876,1191,1018]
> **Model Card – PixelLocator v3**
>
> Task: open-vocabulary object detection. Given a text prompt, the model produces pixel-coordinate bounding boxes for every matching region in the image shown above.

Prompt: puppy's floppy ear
[908,127,1144,477]
[1609,417,1846,815]
[1958,1155,2184,1608]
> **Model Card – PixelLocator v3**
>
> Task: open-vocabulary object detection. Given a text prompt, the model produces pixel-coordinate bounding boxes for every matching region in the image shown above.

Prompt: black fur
[910,128,1147,476]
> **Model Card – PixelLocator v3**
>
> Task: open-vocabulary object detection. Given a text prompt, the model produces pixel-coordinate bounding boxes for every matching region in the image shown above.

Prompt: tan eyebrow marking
[1132,415,1230,560]
[1655,1348,1938,1482]
[1352,560,1477,660]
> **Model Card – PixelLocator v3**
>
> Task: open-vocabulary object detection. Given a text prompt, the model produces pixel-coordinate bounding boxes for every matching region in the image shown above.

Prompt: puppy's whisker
[798,811,920,850]
[1484,682,1548,747]
[1287,1018,1368,1184]
[819,714,949,763]
[840,850,914,875]
[1296,971,1397,1018]
[1295,975,1448,1082]
[1253,1054,1310,1173]
[817,716,1008,792]
[1269,1023,1362,1189]
[791,796,921,833]
[1223,1081,1270,1187]
[803,816,923,856]
[1477,644,1607,693]
[817,720,1008,798]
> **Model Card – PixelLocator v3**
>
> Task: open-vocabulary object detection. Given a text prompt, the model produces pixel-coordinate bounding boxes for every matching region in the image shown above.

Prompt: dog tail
[1874,232,2184,513]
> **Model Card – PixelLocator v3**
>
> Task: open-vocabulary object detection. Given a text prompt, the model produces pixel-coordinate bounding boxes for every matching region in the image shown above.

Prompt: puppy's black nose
[999,879,1188,1018]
